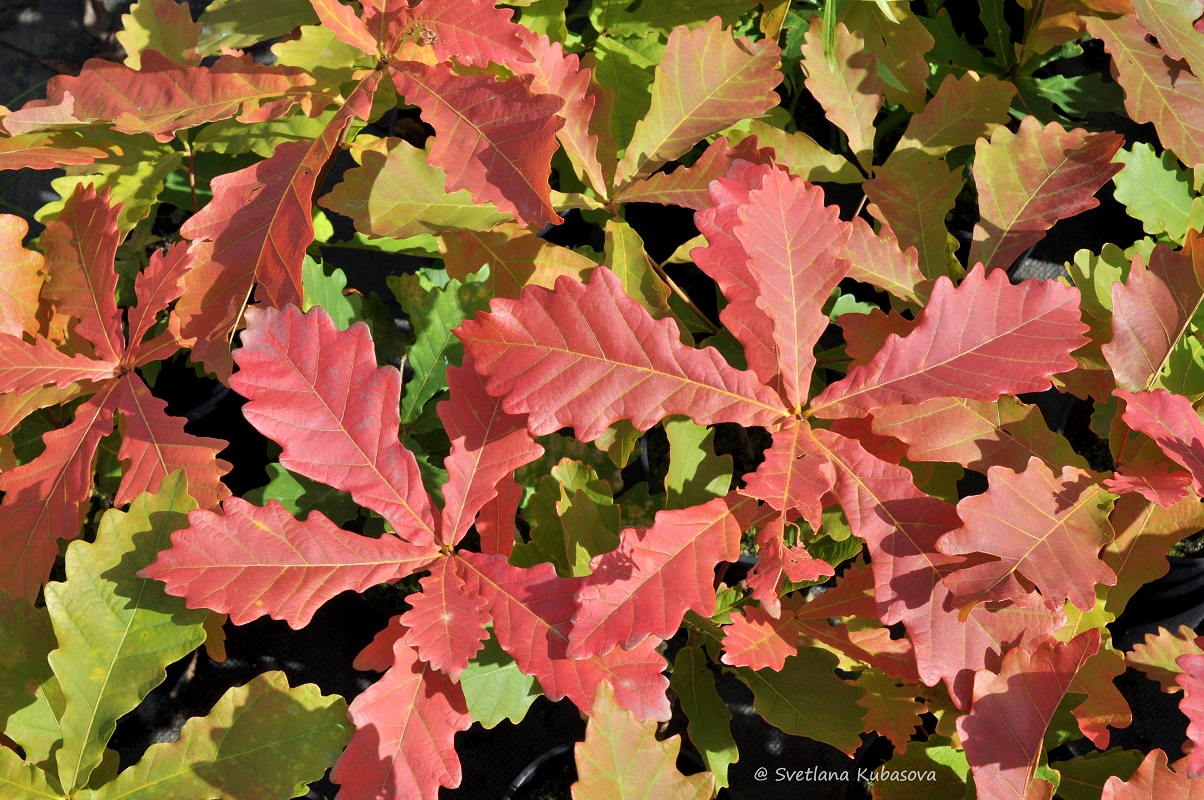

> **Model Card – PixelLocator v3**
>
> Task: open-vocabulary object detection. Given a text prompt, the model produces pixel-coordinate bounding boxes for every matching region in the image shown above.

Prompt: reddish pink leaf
[146,499,437,628]
[692,159,782,388]
[842,217,929,306]
[815,427,1065,709]
[1103,233,1204,392]
[720,595,804,672]
[740,419,835,530]
[178,73,378,314]
[0,336,117,396]
[230,304,438,546]
[476,474,520,558]
[798,17,882,168]
[39,184,124,363]
[331,634,471,800]
[390,62,563,227]
[957,630,1100,800]
[1105,461,1194,508]
[1115,388,1204,496]
[355,615,407,673]
[1086,14,1204,170]
[1179,649,1204,778]
[4,52,330,141]
[938,458,1116,613]
[456,267,787,441]
[126,241,193,364]
[0,389,114,598]
[438,356,542,547]
[969,116,1124,272]
[811,265,1089,418]
[734,168,851,408]
[614,137,772,210]
[870,396,1086,474]
[386,0,532,69]
[0,214,43,338]
[113,376,231,509]
[839,308,916,368]
[458,552,671,721]
[744,519,834,619]
[511,29,608,198]
[399,556,490,678]
[567,494,755,659]
[1102,750,1204,800]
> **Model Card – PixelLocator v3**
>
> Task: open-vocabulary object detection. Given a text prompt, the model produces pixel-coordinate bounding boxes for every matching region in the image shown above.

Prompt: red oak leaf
[384,0,532,69]
[957,630,1100,800]
[816,427,1065,709]
[0,336,117,396]
[176,72,378,340]
[614,136,772,210]
[744,519,834,619]
[308,0,379,54]
[1105,461,1194,508]
[811,265,1089,418]
[331,633,471,800]
[1086,14,1204,169]
[734,168,851,408]
[0,391,114,598]
[839,308,916,369]
[1104,233,1204,392]
[870,396,1086,474]
[399,556,490,678]
[437,355,542,548]
[1115,388,1204,496]
[691,159,782,388]
[458,552,671,721]
[390,62,563,227]
[0,131,108,171]
[740,418,835,530]
[938,458,1116,613]
[456,267,787,441]
[354,615,407,673]
[3,52,331,141]
[475,475,521,558]
[864,151,964,282]
[1102,750,1204,800]
[0,215,43,337]
[144,499,437,629]
[567,494,756,658]
[798,17,882,169]
[1179,649,1204,778]
[1127,625,1203,693]
[511,29,609,198]
[720,594,805,672]
[230,304,438,546]
[969,116,1123,272]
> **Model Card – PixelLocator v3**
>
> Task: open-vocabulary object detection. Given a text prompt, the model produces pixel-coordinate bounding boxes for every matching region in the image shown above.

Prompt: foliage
[3,0,1204,798]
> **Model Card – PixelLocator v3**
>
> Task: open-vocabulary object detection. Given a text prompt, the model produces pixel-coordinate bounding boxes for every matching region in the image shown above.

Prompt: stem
[650,258,719,334]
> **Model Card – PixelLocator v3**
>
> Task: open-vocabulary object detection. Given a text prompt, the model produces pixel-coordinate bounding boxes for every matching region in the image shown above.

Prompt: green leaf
[459,628,541,729]
[979,0,1014,69]
[321,138,511,240]
[196,0,317,54]
[671,644,738,788]
[390,270,491,427]
[603,219,672,320]
[1159,335,1204,404]
[868,741,970,800]
[270,24,368,86]
[0,592,63,766]
[589,31,664,154]
[0,748,60,800]
[36,134,181,234]
[243,463,360,526]
[194,109,338,158]
[518,0,569,42]
[1112,143,1195,243]
[1031,73,1126,120]
[46,472,208,793]
[593,420,641,468]
[116,0,201,70]
[1052,748,1144,800]
[1066,244,1130,321]
[664,418,732,510]
[920,9,990,79]
[301,257,362,331]
[591,0,756,36]
[83,671,349,800]
[511,459,621,577]
[737,647,866,754]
